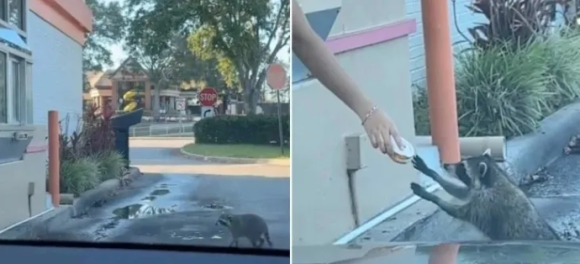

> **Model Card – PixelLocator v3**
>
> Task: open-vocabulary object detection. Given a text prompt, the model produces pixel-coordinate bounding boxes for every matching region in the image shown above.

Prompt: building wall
[292,0,418,246]
[28,11,84,133]
[0,127,48,230]
[407,0,485,88]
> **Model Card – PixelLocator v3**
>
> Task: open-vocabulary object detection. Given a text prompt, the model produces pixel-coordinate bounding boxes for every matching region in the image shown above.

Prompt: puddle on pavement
[150,189,170,196]
[112,203,176,219]
[202,202,233,210]
[141,196,157,201]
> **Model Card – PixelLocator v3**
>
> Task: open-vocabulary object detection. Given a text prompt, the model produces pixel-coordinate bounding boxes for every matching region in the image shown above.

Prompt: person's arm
[292,0,373,120]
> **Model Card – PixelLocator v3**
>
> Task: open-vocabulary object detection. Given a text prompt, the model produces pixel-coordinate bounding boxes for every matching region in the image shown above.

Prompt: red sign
[198,87,218,107]
[266,63,288,90]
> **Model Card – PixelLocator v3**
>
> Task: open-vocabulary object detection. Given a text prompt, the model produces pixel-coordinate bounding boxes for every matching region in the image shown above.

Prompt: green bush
[540,32,580,111]
[454,41,551,138]
[95,151,126,181]
[60,157,101,196]
[412,85,431,136]
[194,115,290,145]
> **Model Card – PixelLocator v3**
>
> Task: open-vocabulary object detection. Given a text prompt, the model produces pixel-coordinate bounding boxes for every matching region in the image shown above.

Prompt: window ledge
[0,124,36,132]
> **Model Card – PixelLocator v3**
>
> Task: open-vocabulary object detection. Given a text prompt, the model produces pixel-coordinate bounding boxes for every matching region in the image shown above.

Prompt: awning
[292,7,340,85]
[0,27,31,54]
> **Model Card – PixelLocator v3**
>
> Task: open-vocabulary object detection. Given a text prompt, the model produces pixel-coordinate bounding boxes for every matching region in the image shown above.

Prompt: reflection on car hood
[292,241,580,264]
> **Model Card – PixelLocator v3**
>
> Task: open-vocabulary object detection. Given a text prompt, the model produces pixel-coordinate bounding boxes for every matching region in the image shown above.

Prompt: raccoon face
[443,149,494,189]
[215,213,233,227]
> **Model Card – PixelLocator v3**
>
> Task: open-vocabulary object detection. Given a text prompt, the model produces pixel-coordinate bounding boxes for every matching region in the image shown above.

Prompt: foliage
[124,0,290,114]
[194,115,290,145]
[454,41,551,138]
[538,30,580,111]
[466,0,568,50]
[56,104,125,195]
[412,86,431,136]
[83,0,126,72]
[94,151,126,181]
[60,157,101,196]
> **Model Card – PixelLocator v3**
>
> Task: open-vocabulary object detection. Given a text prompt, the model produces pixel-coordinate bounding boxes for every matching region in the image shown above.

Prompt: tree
[124,0,290,114]
[83,0,126,73]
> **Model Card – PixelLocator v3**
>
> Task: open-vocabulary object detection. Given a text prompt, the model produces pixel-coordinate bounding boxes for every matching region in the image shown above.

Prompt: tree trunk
[243,78,256,115]
[153,81,161,120]
[244,87,260,115]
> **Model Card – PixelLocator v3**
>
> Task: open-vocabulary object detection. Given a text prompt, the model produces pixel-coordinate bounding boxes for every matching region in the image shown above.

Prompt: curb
[179,146,290,166]
[390,101,580,242]
[130,136,192,140]
[0,167,143,239]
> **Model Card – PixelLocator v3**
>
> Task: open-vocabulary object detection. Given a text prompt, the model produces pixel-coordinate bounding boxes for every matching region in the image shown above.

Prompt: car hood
[292,241,580,264]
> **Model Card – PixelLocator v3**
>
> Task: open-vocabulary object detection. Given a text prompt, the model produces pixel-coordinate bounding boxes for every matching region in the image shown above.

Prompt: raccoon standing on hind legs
[215,212,273,248]
[409,149,560,241]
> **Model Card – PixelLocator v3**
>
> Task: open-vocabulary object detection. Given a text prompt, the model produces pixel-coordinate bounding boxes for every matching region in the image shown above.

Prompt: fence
[129,122,195,137]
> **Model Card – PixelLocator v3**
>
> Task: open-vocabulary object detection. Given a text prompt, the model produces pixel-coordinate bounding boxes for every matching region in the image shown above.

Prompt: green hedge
[194,115,290,145]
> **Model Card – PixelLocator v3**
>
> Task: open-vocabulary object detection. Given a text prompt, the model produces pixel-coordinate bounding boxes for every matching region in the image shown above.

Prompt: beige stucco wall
[292,0,419,246]
[0,126,48,230]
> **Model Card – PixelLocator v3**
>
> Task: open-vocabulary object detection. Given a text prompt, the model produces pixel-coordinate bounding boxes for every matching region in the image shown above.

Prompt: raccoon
[215,213,273,248]
[410,149,560,241]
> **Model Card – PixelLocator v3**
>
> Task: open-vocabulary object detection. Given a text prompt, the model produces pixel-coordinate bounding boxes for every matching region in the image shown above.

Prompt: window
[7,0,23,30]
[0,52,5,123]
[0,0,25,32]
[0,1,5,21]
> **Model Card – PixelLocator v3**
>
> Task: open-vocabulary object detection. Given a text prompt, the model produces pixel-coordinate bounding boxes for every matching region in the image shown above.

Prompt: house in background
[0,0,92,231]
[84,57,198,114]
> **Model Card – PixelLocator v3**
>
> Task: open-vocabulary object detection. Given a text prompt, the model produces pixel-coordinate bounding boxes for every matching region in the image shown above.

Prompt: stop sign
[198,87,218,107]
[266,63,287,90]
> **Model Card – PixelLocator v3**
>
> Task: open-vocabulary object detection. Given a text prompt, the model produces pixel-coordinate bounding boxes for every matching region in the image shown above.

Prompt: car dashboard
[0,240,289,264]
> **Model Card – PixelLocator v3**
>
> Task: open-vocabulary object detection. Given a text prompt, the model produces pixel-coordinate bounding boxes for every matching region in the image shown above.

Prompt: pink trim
[26,145,48,154]
[326,18,416,54]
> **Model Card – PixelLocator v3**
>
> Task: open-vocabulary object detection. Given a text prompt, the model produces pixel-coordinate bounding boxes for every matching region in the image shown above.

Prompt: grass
[183,143,290,159]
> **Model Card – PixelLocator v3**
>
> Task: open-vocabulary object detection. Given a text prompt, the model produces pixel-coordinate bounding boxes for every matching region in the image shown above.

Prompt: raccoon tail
[264,231,273,247]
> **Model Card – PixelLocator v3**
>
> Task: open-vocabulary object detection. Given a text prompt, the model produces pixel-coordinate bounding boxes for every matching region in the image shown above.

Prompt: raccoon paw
[410,182,426,197]
[411,155,428,171]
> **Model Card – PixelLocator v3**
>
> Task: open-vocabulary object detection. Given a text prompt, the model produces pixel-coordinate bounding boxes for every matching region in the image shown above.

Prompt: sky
[103,0,290,70]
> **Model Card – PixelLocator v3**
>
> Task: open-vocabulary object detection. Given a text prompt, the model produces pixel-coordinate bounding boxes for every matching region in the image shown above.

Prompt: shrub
[539,31,580,111]
[412,85,431,136]
[95,151,126,181]
[194,115,290,145]
[455,41,551,138]
[466,0,567,50]
[60,157,101,196]
[81,104,115,155]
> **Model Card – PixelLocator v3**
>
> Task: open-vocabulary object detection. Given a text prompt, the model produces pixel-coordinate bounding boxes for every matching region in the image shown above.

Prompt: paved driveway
[40,139,290,249]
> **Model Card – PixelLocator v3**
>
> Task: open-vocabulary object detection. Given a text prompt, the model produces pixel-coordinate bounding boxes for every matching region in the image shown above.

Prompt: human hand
[361,106,403,156]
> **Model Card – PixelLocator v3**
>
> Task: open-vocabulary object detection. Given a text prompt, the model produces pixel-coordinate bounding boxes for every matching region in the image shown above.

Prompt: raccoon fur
[410,149,560,241]
[215,213,273,248]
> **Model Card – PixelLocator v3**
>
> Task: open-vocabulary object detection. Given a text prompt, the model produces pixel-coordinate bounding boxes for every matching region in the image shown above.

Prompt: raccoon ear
[478,162,488,177]
[482,148,492,157]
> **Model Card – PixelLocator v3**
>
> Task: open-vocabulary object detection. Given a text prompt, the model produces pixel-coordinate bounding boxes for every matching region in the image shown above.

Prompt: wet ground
[384,154,580,242]
[39,139,290,249]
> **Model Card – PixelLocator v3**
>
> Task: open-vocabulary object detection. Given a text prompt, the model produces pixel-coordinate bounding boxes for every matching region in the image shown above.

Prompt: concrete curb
[389,101,580,241]
[130,136,191,140]
[0,167,142,239]
[179,146,290,166]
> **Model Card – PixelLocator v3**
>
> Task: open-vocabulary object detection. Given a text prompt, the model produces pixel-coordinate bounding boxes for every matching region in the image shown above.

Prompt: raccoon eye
[478,162,488,177]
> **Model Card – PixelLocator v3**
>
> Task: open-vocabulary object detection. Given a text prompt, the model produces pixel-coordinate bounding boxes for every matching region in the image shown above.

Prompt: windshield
[294,242,580,264]
[291,0,580,263]
[0,0,289,251]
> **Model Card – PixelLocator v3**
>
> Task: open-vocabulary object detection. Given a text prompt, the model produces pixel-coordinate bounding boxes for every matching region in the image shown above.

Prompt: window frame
[0,0,27,37]
[0,39,32,126]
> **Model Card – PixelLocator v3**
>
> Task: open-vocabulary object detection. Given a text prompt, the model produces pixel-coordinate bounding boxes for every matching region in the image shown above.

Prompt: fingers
[390,128,404,149]
[377,133,388,154]
[381,130,394,155]
[369,133,379,149]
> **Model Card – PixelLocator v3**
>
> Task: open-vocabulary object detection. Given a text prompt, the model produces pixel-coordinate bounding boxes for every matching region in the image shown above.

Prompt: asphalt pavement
[386,153,580,242]
[38,139,290,249]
